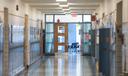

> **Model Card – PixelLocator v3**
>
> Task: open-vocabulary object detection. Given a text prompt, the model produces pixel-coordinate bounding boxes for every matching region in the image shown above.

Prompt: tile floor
[20,53,96,76]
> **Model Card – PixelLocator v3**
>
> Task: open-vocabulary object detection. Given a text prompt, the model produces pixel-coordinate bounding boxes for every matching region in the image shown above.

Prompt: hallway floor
[20,53,96,76]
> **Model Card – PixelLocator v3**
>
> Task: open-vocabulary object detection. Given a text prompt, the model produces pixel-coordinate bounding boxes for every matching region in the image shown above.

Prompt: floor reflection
[20,54,94,76]
[0,52,2,76]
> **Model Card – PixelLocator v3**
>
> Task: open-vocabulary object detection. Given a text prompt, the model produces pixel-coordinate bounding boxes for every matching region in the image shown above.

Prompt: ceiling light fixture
[56,0,67,2]
[59,2,69,7]
[63,9,70,11]
[62,7,70,10]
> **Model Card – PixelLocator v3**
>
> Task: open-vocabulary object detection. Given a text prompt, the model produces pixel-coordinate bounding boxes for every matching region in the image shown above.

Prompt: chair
[71,43,79,52]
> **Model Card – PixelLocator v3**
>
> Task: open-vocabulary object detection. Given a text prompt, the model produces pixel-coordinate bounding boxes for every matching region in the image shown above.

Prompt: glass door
[81,23,92,55]
[54,23,68,54]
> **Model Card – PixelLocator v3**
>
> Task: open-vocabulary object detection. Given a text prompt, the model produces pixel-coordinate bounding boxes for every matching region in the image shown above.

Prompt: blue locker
[99,28,111,76]
[90,30,96,57]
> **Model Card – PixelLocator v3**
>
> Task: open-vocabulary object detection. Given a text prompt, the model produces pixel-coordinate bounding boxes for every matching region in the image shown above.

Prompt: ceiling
[21,0,103,14]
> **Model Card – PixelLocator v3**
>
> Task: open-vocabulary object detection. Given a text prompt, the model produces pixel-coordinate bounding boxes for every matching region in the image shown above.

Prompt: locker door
[90,30,96,57]
[99,28,111,76]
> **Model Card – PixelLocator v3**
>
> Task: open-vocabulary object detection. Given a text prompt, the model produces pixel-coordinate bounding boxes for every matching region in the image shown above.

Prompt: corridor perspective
[19,54,95,76]
[0,0,128,76]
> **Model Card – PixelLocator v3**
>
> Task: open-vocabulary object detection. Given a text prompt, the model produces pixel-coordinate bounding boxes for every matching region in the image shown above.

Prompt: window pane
[58,36,65,43]
[84,15,91,22]
[46,23,54,32]
[58,46,65,53]
[46,15,53,22]
[45,43,54,53]
[58,26,65,33]
[55,15,82,22]
[83,23,91,33]
[81,23,91,54]
[46,34,54,42]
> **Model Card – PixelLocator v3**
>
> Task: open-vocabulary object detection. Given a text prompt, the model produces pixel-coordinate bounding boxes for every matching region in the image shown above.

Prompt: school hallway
[0,0,128,76]
[19,53,96,76]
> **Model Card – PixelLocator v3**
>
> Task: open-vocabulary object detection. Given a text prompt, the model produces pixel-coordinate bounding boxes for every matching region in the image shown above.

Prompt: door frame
[54,23,68,53]
[115,1,123,76]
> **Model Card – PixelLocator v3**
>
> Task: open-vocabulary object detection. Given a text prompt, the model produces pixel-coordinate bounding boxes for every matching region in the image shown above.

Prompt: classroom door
[54,23,68,53]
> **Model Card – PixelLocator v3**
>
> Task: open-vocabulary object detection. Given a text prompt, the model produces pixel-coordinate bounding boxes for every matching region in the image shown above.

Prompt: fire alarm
[16,5,19,11]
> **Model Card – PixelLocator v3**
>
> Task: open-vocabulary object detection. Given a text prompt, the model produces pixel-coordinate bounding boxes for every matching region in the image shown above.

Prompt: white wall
[0,0,42,20]
[95,0,121,19]
[0,0,45,29]
[122,0,128,73]
[123,0,128,23]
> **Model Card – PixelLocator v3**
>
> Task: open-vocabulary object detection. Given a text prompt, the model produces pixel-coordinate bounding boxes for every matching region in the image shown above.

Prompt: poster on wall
[85,33,91,40]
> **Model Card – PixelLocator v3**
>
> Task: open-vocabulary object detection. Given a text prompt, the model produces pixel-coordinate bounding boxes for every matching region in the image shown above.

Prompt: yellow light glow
[56,0,67,2]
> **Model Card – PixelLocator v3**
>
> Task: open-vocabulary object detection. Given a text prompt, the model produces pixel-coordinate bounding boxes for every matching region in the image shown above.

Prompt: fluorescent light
[63,9,70,11]
[62,7,70,11]
[59,4,69,7]
[56,0,67,2]
[59,3,69,7]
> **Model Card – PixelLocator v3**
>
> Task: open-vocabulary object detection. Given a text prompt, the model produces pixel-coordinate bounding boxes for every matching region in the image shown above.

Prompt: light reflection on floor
[20,54,95,76]
[0,52,2,76]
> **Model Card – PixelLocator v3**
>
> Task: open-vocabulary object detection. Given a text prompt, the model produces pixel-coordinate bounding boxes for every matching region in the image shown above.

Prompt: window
[55,15,82,22]
[46,15,53,22]
[46,23,54,32]
[83,15,91,22]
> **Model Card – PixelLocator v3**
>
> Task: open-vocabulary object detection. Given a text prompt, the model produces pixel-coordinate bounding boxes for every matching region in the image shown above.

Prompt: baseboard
[82,53,91,56]
[45,53,55,56]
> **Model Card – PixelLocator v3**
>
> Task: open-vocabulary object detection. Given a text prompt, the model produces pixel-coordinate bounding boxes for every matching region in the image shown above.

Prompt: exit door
[54,23,68,53]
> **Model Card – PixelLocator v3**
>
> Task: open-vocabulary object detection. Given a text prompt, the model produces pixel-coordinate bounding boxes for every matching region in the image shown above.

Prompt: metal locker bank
[99,28,111,76]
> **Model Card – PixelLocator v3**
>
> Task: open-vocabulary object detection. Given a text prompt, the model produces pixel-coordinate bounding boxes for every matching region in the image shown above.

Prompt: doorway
[54,23,81,54]
[68,23,81,53]
[45,14,92,55]
[54,23,68,54]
